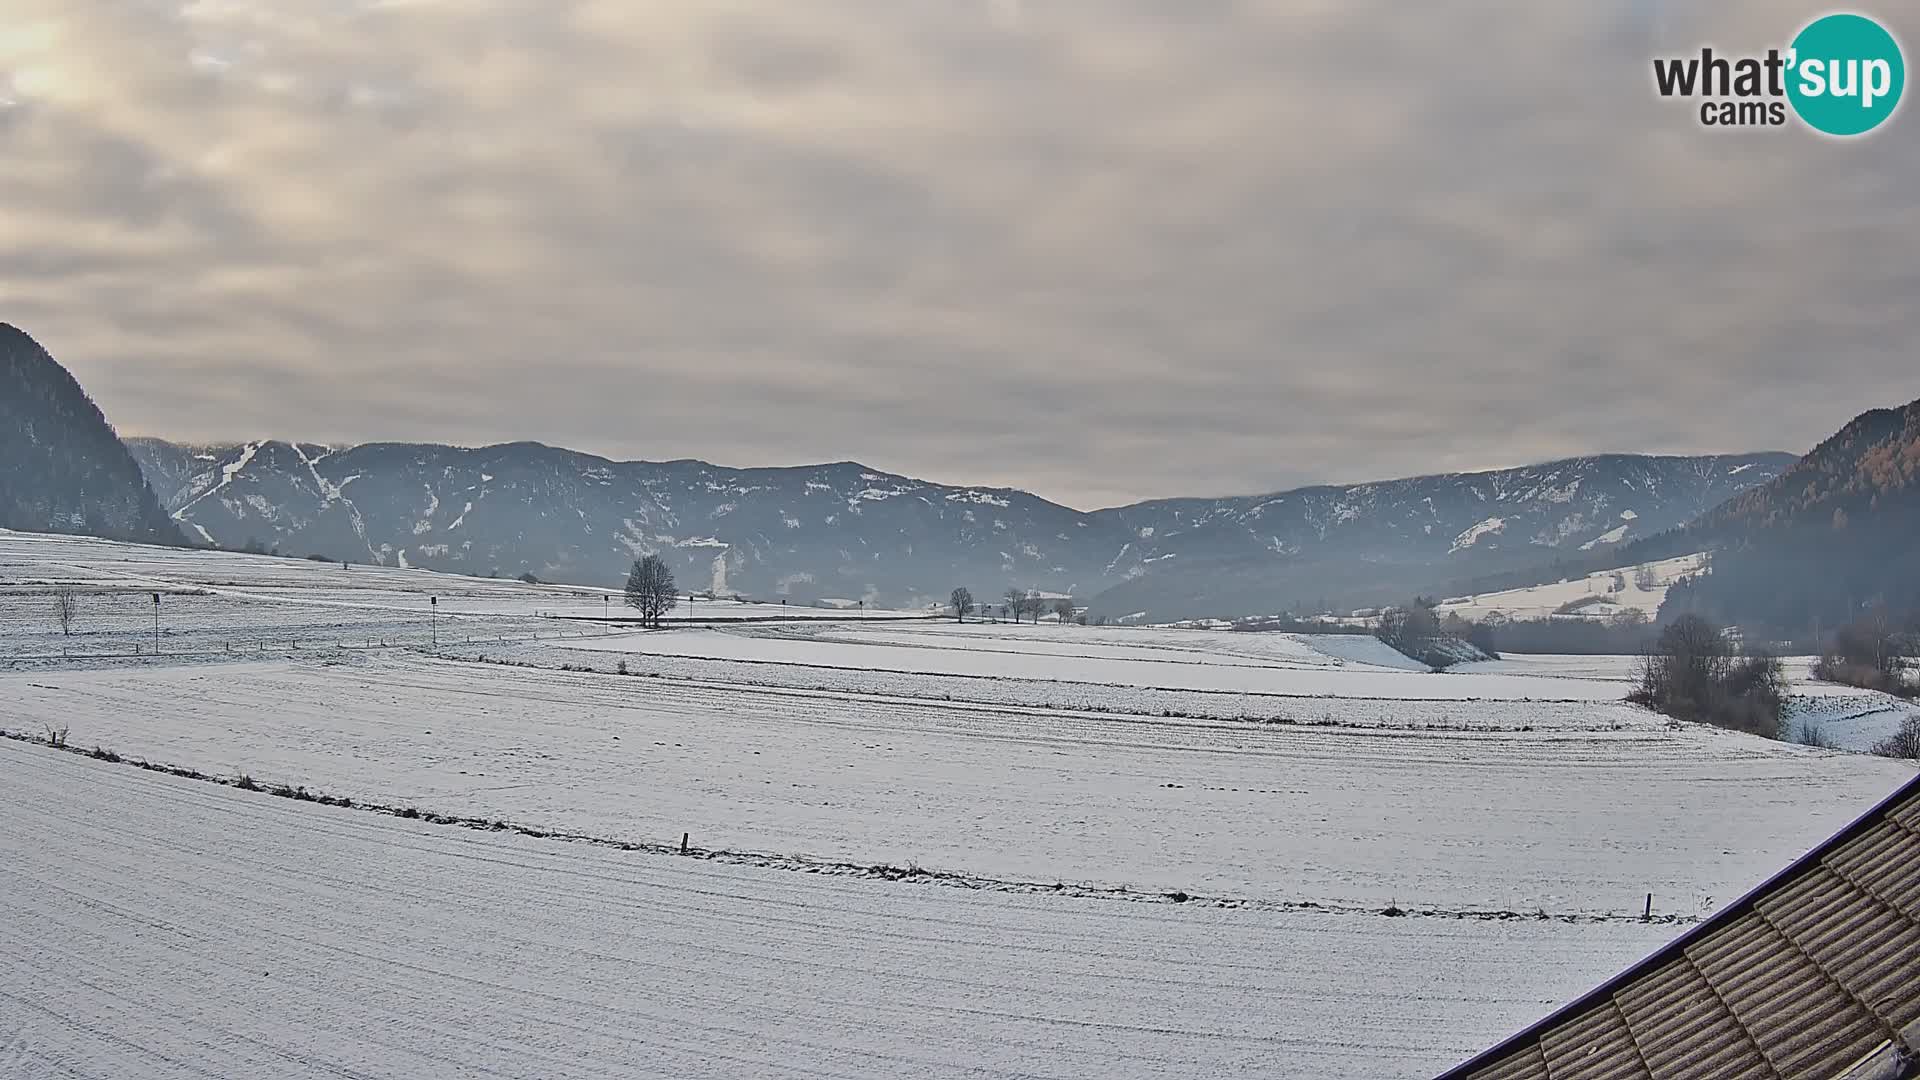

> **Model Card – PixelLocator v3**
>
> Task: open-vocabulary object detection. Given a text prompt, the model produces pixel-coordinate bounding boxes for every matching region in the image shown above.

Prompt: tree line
[949,586,1077,624]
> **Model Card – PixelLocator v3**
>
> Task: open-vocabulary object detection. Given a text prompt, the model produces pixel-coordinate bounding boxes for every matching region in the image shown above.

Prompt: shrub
[1629,615,1786,739]
[1872,716,1920,760]
[1814,614,1919,698]
[1795,721,1839,750]
[1812,654,1918,698]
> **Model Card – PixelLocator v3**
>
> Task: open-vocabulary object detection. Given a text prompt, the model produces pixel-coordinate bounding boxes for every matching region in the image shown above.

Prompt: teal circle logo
[1787,13,1905,136]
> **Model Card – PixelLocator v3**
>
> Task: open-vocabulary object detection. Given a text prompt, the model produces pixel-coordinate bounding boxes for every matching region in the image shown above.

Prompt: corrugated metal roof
[1436,771,1920,1080]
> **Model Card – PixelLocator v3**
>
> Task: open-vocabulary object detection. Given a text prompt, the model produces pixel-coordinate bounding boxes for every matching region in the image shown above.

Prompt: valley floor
[5,653,1907,913]
[2,529,1915,1079]
[0,740,1676,1080]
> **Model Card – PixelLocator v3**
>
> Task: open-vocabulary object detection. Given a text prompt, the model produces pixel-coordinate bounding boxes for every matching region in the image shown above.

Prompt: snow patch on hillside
[1437,553,1707,622]
[1579,524,1629,550]
[946,491,1011,508]
[1450,517,1506,553]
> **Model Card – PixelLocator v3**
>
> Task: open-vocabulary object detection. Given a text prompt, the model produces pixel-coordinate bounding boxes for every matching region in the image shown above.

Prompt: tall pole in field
[430,595,437,651]
[604,594,610,631]
[151,592,161,654]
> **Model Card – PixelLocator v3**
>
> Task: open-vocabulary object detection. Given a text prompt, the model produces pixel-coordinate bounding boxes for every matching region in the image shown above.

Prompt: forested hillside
[0,324,181,545]
[1661,397,1920,639]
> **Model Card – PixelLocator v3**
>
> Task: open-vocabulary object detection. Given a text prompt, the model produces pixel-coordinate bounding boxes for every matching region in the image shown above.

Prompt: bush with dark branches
[1628,614,1787,739]
[1872,716,1920,760]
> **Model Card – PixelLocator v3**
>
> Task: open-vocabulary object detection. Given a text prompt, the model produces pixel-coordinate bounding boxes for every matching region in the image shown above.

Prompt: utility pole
[151,593,161,654]
[604,594,610,631]
[430,595,437,651]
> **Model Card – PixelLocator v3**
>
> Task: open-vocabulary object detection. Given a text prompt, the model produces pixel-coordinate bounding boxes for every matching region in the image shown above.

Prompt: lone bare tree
[1052,598,1074,624]
[1004,588,1026,624]
[55,589,78,636]
[950,587,974,622]
[625,555,678,628]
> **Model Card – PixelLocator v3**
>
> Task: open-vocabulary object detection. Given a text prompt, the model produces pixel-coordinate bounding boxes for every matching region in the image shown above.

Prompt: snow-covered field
[494,638,1666,730]
[7,653,1908,915]
[3,530,1916,1079]
[1786,690,1920,752]
[1457,653,1920,751]
[1435,553,1708,622]
[0,529,932,617]
[565,623,1629,701]
[0,741,1679,1079]
[0,530,931,659]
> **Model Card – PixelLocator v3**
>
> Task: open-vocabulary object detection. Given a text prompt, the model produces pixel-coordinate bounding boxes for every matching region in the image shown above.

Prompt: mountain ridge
[120,436,1794,515]
[125,434,1792,618]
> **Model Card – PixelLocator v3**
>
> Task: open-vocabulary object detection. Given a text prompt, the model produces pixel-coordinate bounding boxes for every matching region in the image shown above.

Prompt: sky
[2,1,1916,510]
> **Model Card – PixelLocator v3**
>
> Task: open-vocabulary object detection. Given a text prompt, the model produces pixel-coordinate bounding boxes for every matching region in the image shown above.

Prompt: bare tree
[1635,613,1725,712]
[625,555,678,628]
[1052,598,1074,624]
[1376,596,1441,663]
[1633,565,1658,591]
[55,589,78,636]
[1814,607,1914,694]
[1630,613,1785,738]
[950,587,974,622]
[1872,716,1920,760]
[1004,588,1026,624]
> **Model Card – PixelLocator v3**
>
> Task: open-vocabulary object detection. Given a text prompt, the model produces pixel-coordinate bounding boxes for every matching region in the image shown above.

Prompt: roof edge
[1433,767,1920,1079]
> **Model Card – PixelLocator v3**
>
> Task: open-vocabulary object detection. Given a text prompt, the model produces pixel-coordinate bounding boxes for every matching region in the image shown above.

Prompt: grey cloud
[1,0,1916,509]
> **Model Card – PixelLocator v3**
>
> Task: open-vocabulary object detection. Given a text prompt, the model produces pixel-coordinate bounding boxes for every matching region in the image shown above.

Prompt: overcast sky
[2,2,1916,509]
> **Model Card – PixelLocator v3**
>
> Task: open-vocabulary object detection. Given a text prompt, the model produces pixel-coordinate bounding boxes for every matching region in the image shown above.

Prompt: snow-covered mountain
[126,438,1791,616]
[1087,453,1795,620]
[125,439,1114,607]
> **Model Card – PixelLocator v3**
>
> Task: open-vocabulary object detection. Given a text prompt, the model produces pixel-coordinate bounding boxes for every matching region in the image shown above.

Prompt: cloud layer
[3,0,1916,507]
